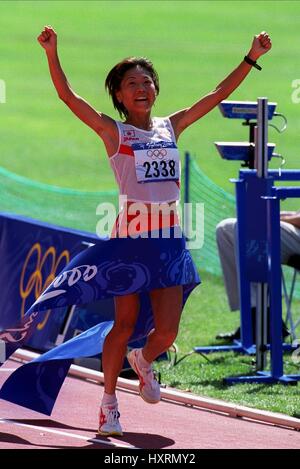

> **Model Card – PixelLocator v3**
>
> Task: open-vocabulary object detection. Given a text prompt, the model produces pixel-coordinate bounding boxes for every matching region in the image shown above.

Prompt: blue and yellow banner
[0,214,200,415]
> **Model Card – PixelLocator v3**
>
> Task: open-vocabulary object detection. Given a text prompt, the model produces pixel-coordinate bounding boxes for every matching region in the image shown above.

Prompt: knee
[216,218,236,243]
[113,320,136,340]
[155,328,178,348]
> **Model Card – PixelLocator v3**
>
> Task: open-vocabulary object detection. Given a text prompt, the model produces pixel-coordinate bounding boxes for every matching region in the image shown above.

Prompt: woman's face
[116,65,157,116]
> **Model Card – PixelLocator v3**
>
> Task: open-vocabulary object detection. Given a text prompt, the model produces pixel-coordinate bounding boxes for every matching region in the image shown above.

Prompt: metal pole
[55,305,76,346]
[235,180,253,349]
[255,97,269,371]
[267,194,284,377]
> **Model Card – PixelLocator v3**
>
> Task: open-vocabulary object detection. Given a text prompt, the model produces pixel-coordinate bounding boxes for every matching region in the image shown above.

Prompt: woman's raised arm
[37,26,118,147]
[169,32,272,140]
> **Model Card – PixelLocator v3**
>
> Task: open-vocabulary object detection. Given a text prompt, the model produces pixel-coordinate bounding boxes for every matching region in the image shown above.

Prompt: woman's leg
[126,285,183,404]
[102,293,139,394]
[143,285,183,363]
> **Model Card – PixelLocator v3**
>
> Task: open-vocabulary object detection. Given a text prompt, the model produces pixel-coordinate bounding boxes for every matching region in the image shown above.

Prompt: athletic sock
[138,349,151,368]
[101,392,117,406]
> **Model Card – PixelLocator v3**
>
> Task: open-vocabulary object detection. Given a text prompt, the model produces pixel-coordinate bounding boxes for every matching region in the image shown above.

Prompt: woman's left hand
[248,32,272,61]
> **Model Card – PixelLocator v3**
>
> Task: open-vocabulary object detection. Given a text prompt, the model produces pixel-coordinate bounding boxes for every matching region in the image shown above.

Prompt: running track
[0,356,299,449]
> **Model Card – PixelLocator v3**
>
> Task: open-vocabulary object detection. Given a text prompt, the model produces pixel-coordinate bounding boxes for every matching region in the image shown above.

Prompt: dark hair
[105,57,160,119]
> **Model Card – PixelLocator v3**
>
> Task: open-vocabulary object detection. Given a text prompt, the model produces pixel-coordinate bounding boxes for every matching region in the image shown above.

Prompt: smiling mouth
[135,98,148,101]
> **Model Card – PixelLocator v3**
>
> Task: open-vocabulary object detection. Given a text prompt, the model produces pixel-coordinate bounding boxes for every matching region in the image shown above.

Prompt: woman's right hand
[37,26,57,52]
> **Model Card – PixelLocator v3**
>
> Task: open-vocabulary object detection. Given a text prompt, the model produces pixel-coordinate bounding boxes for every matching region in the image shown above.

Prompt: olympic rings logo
[146,148,167,159]
[19,243,70,330]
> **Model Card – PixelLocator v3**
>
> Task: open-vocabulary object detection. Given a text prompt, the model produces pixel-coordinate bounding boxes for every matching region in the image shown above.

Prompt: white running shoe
[98,403,123,436]
[127,348,161,404]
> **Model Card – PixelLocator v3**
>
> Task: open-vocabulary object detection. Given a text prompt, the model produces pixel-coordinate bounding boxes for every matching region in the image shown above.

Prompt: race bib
[132,141,180,183]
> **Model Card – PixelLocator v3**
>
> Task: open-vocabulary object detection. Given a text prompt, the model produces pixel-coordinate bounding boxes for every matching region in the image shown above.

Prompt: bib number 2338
[132,141,180,183]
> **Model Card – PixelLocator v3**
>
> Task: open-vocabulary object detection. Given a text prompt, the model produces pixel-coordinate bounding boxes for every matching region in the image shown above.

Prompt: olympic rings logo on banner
[19,243,70,330]
[146,148,168,159]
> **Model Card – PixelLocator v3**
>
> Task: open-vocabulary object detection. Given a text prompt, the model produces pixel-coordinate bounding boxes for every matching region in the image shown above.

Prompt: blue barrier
[0,212,114,352]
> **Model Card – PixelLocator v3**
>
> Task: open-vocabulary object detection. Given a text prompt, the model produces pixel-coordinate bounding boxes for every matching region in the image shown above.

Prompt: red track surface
[0,359,299,449]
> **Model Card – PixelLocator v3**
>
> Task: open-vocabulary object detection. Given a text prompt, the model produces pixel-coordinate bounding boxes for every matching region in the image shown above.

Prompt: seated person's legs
[215,218,241,340]
[216,218,292,342]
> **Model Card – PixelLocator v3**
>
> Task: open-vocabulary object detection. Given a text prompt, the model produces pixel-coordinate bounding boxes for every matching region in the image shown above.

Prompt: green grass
[1,0,300,417]
[1,1,300,198]
[155,270,300,418]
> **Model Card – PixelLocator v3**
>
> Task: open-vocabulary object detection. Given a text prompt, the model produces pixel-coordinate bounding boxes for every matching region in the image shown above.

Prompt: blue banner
[0,215,200,415]
[0,213,113,351]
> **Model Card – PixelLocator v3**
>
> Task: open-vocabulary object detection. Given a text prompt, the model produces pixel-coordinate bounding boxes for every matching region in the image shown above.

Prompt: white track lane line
[0,369,18,372]
[0,419,139,449]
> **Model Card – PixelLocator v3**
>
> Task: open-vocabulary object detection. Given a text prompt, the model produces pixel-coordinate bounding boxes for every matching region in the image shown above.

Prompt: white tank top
[109,117,180,203]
